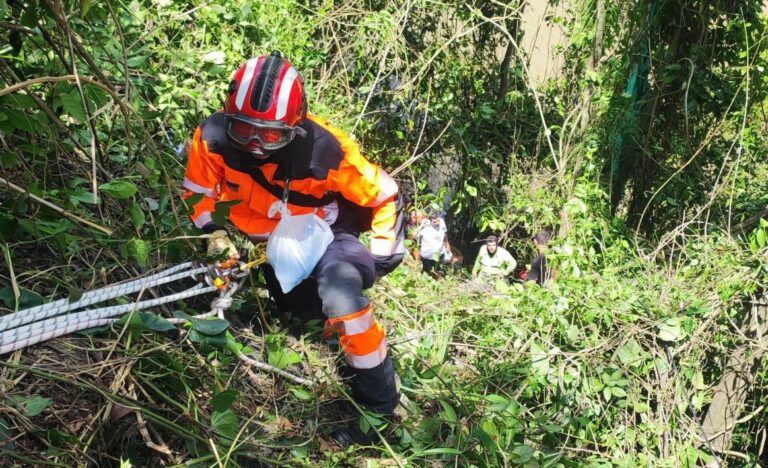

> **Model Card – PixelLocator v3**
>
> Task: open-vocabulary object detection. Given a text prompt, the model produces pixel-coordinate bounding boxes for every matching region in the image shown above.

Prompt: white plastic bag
[266,207,334,293]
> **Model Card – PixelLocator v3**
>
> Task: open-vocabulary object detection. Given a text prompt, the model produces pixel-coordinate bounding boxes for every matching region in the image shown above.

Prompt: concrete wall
[520,1,569,84]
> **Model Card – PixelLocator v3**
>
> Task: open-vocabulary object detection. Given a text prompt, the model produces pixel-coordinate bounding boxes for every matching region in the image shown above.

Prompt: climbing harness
[0,255,266,355]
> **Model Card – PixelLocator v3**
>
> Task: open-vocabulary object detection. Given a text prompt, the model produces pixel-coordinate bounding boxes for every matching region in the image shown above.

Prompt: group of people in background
[406,208,551,286]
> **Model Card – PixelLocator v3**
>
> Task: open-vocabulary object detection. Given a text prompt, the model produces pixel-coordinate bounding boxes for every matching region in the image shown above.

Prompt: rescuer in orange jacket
[182,52,405,446]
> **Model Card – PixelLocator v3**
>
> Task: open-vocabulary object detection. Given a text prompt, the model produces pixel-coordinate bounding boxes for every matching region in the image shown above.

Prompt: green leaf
[127,55,149,67]
[0,415,14,451]
[465,183,477,197]
[183,193,204,215]
[611,387,627,398]
[67,287,83,303]
[439,400,457,426]
[530,341,550,377]
[211,200,241,226]
[80,0,93,17]
[191,318,230,336]
[211,389,237,412]
[210,409,238,438]
[69,191,97,205]
[418,448,463,456]
[115,312,146,332]
[129,202,146,230]
[24,396,52,417]
[127,238,149,268]
[100,181,138,199]
[267,344,302,370]
[510,445,534,464]
[20,2,37,28]
[289,387,313,401]
[616,338,643,366]
[0,287,43,309]
[0,151,19,169]
[658,317,683,342]
[0,0,8,17]
[139,313,176,332]
[60,90,87,123]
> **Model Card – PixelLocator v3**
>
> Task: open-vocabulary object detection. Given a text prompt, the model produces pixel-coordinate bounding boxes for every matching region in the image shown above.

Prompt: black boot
[331,412,390,448]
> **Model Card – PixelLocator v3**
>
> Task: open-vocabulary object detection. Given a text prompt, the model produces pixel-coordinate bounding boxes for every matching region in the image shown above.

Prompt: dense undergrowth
[1,0,768,466]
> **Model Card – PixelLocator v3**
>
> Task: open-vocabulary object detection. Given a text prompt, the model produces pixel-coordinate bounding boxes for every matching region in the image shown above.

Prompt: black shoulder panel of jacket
[274,118,345,181]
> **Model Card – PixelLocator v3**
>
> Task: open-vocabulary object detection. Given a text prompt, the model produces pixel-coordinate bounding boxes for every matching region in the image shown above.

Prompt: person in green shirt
[472,235,516,281]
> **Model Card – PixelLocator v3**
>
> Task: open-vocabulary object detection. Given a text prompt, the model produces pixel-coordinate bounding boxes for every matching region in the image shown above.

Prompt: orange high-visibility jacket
[182,112,405,258]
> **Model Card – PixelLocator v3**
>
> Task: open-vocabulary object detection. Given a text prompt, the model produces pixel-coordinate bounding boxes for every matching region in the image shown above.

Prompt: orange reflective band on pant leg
[323,304,373,339]
[323,304,388,369]
[339,322,385,357]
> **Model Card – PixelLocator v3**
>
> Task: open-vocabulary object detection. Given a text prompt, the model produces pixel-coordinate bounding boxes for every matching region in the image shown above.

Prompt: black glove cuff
[373,253,404,277]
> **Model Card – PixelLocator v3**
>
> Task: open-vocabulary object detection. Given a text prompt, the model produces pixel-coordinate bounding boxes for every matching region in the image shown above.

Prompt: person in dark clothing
[526,230,551,286]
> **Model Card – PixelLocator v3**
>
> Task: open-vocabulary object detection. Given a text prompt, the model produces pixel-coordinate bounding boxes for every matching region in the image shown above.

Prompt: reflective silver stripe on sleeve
[372,169,398,206]
[183,177,216,197]
[275,67,299,120]
[370,238,395,256]
[193,211,213,229]
[345,340,387,370]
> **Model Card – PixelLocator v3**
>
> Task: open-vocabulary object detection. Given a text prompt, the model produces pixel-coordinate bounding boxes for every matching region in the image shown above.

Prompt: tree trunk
[701,295,768,454]
[578,0,605,133]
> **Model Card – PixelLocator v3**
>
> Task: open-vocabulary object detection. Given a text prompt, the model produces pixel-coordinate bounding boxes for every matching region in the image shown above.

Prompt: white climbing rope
[0,261,237,355]
[0,257,314,386]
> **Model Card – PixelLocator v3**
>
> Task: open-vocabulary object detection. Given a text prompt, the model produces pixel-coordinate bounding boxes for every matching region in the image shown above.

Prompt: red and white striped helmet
[224,52,307,154]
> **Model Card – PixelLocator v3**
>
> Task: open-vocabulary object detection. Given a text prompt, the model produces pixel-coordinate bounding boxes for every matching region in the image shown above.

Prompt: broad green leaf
[127,55,149,67]
[69,191,97,205]
[139,313,176,332]
[657,317,682,342]
[616,338,643,366]
[80,0,93,17]
[465,183,477,197]
[0,0,8,17]
[439,400,457,426]
[211,409,238,438]
[510,445,534,464]
[100,181,138,199]
[289,387,312,401]
[60,90,87,123]
[611,387,627,398]
[183,193,204,215]
[24,396,52,417]
[212,200,241,226]
[115,312,146,332]
[267,345,302,370]
[191,318,230,336]
[67,287,83,303]
[129,202,146,230]
[0,287,43,309]
[211,389,237,412]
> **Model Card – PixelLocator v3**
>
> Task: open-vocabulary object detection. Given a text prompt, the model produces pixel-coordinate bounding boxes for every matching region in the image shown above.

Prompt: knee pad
[316,261,368,318]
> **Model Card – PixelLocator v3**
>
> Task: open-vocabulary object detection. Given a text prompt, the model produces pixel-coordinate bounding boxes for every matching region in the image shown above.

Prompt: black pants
[261,232,399,413]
